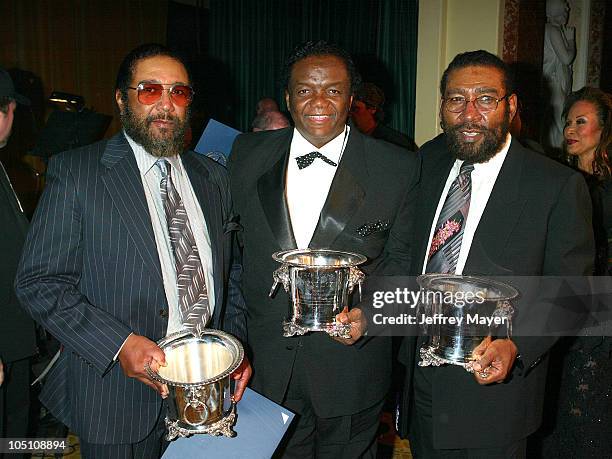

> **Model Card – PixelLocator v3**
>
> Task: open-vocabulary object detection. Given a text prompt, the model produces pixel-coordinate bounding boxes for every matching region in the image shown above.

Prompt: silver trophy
[417,274,518,376]
[145,329,244,440]
[269,249,367,338]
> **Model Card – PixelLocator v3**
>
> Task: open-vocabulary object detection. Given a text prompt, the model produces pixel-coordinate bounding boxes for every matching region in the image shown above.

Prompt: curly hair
[281,40,361,93]
[563,87,612,179]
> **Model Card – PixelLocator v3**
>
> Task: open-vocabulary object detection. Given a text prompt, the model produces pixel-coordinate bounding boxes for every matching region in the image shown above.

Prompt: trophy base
[165,402,237,441]
[417,345,478,374]
[283,320,351,339]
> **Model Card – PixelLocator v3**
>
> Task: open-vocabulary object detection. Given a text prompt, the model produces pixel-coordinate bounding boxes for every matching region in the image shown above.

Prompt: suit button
[159,309,168,318]
[285,346,294,351]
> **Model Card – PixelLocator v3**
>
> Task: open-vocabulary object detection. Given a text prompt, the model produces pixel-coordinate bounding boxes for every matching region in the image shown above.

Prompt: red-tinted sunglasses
[128,82,195,107]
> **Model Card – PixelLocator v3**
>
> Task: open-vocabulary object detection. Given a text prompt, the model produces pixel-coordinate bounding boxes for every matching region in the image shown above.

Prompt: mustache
[146,113,178,123]
[449,122,487,132]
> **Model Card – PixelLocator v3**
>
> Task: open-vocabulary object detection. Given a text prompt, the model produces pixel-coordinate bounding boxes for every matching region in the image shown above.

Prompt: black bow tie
[295,151,338,169]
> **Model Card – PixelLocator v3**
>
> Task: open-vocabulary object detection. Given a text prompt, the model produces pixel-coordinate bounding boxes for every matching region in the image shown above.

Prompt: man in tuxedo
[15,44,250,458]
[399,50,594,458]
[0,68,37,454]
[229,41,419,457]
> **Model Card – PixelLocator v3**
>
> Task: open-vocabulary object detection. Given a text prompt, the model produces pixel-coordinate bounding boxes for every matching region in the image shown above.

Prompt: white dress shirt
[126,133,215,334]
[422,133,512,274]
[286,126,350,249]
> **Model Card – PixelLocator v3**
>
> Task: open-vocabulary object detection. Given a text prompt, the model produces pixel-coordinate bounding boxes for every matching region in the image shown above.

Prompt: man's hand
[471,338,518,385]
[0,358,4,386]
[118,334,168,397]
[231,357,252,402]
[333,307,367,346]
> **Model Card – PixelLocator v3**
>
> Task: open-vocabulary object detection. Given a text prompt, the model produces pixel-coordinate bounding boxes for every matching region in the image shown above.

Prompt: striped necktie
[426,162,474,274]
[157,159,210,336]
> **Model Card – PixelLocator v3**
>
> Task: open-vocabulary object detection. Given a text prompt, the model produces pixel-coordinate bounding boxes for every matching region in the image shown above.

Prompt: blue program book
[194,118,241,160]
[162,387,294,459]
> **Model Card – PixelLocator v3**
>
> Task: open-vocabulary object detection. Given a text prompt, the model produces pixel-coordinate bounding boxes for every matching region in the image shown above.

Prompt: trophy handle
[492,300,514,338]
[347,266,365,294]
[269,264,290,297]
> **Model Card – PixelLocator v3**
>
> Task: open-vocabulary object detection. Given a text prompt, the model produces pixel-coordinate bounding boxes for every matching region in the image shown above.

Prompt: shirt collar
[124,131,185,178]
[290,125,350,164]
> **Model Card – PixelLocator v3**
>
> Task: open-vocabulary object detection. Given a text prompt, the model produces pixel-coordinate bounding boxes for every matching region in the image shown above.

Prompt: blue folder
[194,119,242,159]
[162,388,294,459]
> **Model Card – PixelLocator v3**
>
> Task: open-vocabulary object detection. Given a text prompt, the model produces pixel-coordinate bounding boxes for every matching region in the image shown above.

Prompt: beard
[442,107,510,163]
[120,100,189,158]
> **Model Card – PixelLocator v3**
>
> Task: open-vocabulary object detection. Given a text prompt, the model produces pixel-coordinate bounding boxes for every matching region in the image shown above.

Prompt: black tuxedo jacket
[15,133,246,444]
[229,127,420,417]
[0,163,36,364]
[399,134,594,448]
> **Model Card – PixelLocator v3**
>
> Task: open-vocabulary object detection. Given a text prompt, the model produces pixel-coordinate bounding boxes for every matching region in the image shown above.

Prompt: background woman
[538,86,611,457]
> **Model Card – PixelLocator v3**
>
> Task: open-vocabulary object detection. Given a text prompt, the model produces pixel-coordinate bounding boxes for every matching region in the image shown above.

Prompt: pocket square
[356,220,390,237]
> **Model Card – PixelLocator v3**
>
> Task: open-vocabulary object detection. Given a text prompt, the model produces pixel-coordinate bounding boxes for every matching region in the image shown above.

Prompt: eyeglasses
[128,83,194,107]
[442,94,509,113]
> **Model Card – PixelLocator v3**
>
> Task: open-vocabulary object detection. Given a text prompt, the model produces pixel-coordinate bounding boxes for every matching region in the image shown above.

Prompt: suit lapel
[257,130,297,250]
[465,139,525,274]
[182,153,224,322]
[100,133,163,285]
[309,129,366,248]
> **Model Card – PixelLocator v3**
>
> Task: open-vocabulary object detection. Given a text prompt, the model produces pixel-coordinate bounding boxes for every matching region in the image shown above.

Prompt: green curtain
[208,0,418,138]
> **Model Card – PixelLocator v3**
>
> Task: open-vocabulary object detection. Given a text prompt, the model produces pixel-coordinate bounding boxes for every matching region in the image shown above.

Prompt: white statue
[542,0,576,151]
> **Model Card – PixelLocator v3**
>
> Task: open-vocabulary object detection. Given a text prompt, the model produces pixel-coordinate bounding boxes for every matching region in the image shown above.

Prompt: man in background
[255,96,279,115]
[251,110,290,132]
[0,68,37,455]
[350,82,417,150]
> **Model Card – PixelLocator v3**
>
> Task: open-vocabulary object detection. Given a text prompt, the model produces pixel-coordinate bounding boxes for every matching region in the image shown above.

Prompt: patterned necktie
[296,151,338,169]
[426,162,475,274]
[157,160,210,336]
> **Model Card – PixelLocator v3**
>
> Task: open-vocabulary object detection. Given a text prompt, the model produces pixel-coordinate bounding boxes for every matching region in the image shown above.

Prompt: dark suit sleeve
[15,155,132,375]
[374,157,421,276]
[211,159,248,343]
[358,154,421,345]
[222,238,248,343]
[514,171,594,373]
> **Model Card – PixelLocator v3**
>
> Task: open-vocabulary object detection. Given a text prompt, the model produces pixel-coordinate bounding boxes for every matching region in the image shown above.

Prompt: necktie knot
[296,151,338,169]
[459,162,474,175]
[156,159,170,178]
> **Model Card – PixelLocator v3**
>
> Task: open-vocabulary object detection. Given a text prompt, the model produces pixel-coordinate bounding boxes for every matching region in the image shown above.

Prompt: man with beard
[15,44,250,458]
[398,50,594,457]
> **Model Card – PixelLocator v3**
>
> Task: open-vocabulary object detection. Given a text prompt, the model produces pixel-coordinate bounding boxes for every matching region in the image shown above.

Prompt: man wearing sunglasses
[16,43,250,458]
[397,50,593,458]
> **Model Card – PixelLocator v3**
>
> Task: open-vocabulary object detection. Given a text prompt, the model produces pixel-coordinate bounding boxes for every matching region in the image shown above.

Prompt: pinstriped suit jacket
[15,133,246,444]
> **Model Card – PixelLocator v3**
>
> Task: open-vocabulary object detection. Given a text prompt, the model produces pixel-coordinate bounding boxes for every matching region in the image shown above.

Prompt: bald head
[256,97,279,115]
[252,110,290,132]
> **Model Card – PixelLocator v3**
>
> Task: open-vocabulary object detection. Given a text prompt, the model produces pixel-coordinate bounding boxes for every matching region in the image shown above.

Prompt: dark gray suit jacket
[229,126,420,417]
[15,133,246,444]
[399,134,594,448]
[0,163,36,364]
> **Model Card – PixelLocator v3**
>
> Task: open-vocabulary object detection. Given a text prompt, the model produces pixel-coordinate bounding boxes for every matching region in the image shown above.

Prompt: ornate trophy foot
[418,345,446,367]
[165,418,181,441]
[326,322,352,339]
[283,320,309,337]
[164,404,238,440]
[205,403,237,437]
